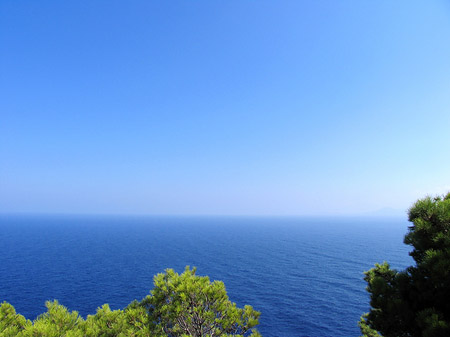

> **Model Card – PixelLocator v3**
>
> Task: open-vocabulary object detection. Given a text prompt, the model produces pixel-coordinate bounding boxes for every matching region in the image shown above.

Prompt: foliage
[0,267,260,337]
[143,267,261,337]
[0,302,30,336]
[30,300,84,337]
[82,303,151,337]
[360,193,450,337]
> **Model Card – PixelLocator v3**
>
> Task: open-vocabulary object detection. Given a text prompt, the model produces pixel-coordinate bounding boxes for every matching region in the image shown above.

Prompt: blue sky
[1,1,450,216]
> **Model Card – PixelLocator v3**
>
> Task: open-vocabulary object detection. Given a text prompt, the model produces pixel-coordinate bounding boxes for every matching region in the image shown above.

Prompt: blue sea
[0,215,412,336]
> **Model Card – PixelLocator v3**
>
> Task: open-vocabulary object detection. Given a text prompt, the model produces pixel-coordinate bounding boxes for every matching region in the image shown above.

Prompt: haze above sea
[0,215,412,336]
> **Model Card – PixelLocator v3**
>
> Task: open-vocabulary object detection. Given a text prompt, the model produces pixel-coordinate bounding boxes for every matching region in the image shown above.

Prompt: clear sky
[1,1,450,216]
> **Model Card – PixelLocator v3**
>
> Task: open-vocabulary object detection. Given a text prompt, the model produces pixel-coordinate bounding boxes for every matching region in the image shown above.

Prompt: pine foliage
[0,268,260,337]
[361,193,450,337]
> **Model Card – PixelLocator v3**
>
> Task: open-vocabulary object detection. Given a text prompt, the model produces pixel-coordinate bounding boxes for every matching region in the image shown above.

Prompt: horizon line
[0,210,407,218]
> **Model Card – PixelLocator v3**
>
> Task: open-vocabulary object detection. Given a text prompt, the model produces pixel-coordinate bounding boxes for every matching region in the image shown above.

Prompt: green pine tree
[360,193,450,337]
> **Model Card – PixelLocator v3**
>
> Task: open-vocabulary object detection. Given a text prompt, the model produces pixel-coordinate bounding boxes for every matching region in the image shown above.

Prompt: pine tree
[360,193,450,337]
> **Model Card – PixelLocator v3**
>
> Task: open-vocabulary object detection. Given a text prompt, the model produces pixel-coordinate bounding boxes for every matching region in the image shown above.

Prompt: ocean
[0,215,412,336]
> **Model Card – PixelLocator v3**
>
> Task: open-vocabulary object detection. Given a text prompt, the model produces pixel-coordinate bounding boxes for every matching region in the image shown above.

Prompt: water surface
[0,215,412,336]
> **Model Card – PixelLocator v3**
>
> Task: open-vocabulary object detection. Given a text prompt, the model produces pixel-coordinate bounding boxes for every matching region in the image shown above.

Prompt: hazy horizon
[0,206,410,218]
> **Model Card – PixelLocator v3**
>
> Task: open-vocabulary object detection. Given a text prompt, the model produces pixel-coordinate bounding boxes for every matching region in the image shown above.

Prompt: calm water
[0,215,412,336]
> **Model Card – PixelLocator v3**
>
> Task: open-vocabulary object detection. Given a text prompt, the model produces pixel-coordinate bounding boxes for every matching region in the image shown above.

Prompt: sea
[0,215,412,336]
